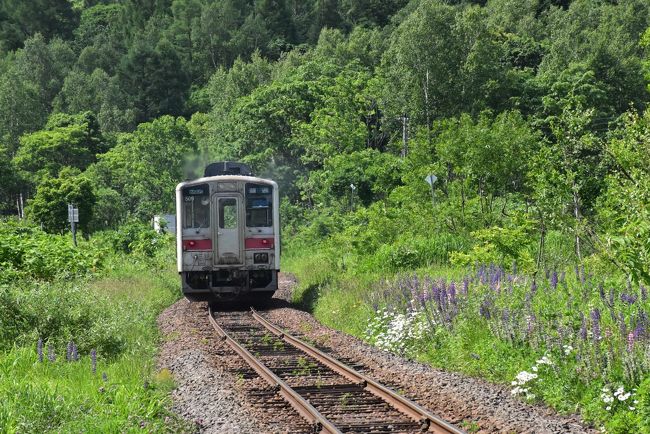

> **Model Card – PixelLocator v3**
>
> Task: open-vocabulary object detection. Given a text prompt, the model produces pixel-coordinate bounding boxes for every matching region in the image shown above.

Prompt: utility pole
[400,113,409,158]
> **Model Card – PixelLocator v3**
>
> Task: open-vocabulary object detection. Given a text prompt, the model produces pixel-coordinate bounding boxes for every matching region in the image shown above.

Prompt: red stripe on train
[245,237,274,249]
[182,239,212,251]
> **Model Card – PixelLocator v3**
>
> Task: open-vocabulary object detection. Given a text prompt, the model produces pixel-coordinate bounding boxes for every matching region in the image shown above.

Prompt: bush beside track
[0,219,192,433]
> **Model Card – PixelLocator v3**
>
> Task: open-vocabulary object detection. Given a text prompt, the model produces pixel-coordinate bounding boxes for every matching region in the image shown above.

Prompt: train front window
[182,184,210,229]
[246,183,272,227]
[219,198,237,229]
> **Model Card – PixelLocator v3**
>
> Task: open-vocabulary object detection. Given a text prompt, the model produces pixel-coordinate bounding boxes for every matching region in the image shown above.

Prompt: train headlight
[253,253,268,264]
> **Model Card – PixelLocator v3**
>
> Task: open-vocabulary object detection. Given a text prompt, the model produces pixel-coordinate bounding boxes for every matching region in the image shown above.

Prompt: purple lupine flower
[432,284,440,309]
[550,271,558,289]
[449,282,456,305]
[633,323,645,341]
[621,293,638,305]
[37,338,43,363]
[641,285,647,302]
[478,265,486,284]
[526,314,536,335]
[580,265,586,284]
[72,342,78,361]
[619,312,627,338]
[66,341,73,362]
[580,313,587,341]
[502,308,510,325]
[479,299,491,320]
[574,265,580,280]
[637,310,648,338]
[599,284,605,301]
[627,332,635,352]
[591,308,601,342]
[48,344,56,362]
[608,289,615,308]
[91,349,97,375]
[462,278,469,295]
[440,287,448,311]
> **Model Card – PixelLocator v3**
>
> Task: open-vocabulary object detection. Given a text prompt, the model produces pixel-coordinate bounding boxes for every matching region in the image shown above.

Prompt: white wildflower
[618,393,631,401]
[514,371,537,385]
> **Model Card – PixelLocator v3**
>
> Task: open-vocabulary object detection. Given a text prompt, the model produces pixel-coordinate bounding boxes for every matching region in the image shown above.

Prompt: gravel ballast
[158,274,596,433]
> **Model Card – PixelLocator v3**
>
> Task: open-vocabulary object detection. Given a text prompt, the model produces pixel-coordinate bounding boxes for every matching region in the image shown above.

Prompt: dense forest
[2,0,650,431]
[1,0,649,282]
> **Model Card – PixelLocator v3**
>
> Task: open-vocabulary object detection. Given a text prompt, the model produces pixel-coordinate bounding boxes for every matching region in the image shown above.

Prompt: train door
[214,195,243,264]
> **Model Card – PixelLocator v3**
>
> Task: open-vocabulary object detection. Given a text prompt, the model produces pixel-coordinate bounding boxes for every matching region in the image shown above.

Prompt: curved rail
[208,307,342,434]
[250,308,463,434]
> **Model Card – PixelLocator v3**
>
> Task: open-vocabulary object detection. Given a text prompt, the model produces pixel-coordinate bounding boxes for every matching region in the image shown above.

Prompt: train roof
[176,175,277,191]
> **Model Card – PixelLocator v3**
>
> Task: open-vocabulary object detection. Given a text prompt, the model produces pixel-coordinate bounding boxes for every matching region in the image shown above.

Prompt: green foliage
[117,38,190,124]
[13,111,105,186]
[0,229,188,432]
[305,149,403,208]
[372,234,469,272]
[0,220,98,281]
[26,167,95,234]
[0,0,78,52]
[93,115,196,219]
[94,220,170,257]
[450,225,535,270]
[597,110,650,284]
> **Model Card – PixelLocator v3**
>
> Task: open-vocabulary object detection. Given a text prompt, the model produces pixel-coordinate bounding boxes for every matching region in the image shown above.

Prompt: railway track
[208,307,463,434]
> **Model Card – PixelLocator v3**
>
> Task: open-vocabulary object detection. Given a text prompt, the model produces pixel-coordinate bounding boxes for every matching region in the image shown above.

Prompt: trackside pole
[68,203,79,247]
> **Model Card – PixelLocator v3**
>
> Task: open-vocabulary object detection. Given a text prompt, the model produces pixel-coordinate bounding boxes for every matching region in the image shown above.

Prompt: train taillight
[182,239,212,251]
[245,238,274,249]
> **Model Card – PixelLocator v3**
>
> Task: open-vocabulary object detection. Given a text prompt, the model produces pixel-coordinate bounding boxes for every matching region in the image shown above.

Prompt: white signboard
[67,204,79,223]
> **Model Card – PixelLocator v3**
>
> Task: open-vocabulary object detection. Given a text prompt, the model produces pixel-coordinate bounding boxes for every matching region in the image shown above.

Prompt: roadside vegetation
[0,220,190,433]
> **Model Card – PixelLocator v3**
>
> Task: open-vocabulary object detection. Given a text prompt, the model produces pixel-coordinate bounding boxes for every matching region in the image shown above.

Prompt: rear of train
[175,162,280,302]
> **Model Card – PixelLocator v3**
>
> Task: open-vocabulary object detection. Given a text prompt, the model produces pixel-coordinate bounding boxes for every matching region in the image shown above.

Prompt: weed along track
[208,307,463,434]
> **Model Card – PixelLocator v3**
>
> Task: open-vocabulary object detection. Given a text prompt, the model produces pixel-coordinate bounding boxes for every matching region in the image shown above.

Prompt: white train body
[175,173,280,301]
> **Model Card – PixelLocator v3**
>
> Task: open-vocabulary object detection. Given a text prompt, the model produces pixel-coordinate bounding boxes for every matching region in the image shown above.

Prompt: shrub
[370,233,469,272]
[0,220,100,282]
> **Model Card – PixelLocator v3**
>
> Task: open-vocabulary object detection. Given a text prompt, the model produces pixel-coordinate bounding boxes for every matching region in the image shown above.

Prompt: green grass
[0,244,191,433]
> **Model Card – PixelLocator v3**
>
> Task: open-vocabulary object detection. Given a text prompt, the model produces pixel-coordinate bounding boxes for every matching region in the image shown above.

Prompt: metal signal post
[68,204,79,247]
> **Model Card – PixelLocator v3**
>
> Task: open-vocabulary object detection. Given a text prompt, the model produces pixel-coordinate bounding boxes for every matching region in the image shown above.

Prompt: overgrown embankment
[0,220,190,433]
[284,230,650,433]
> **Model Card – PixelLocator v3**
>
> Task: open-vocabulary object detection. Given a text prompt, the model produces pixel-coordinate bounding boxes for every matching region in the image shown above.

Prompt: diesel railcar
[175,162,279,301]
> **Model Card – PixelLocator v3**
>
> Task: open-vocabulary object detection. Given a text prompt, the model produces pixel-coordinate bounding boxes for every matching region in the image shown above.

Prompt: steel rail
[250,308,464,434]
[208,307,342,434]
